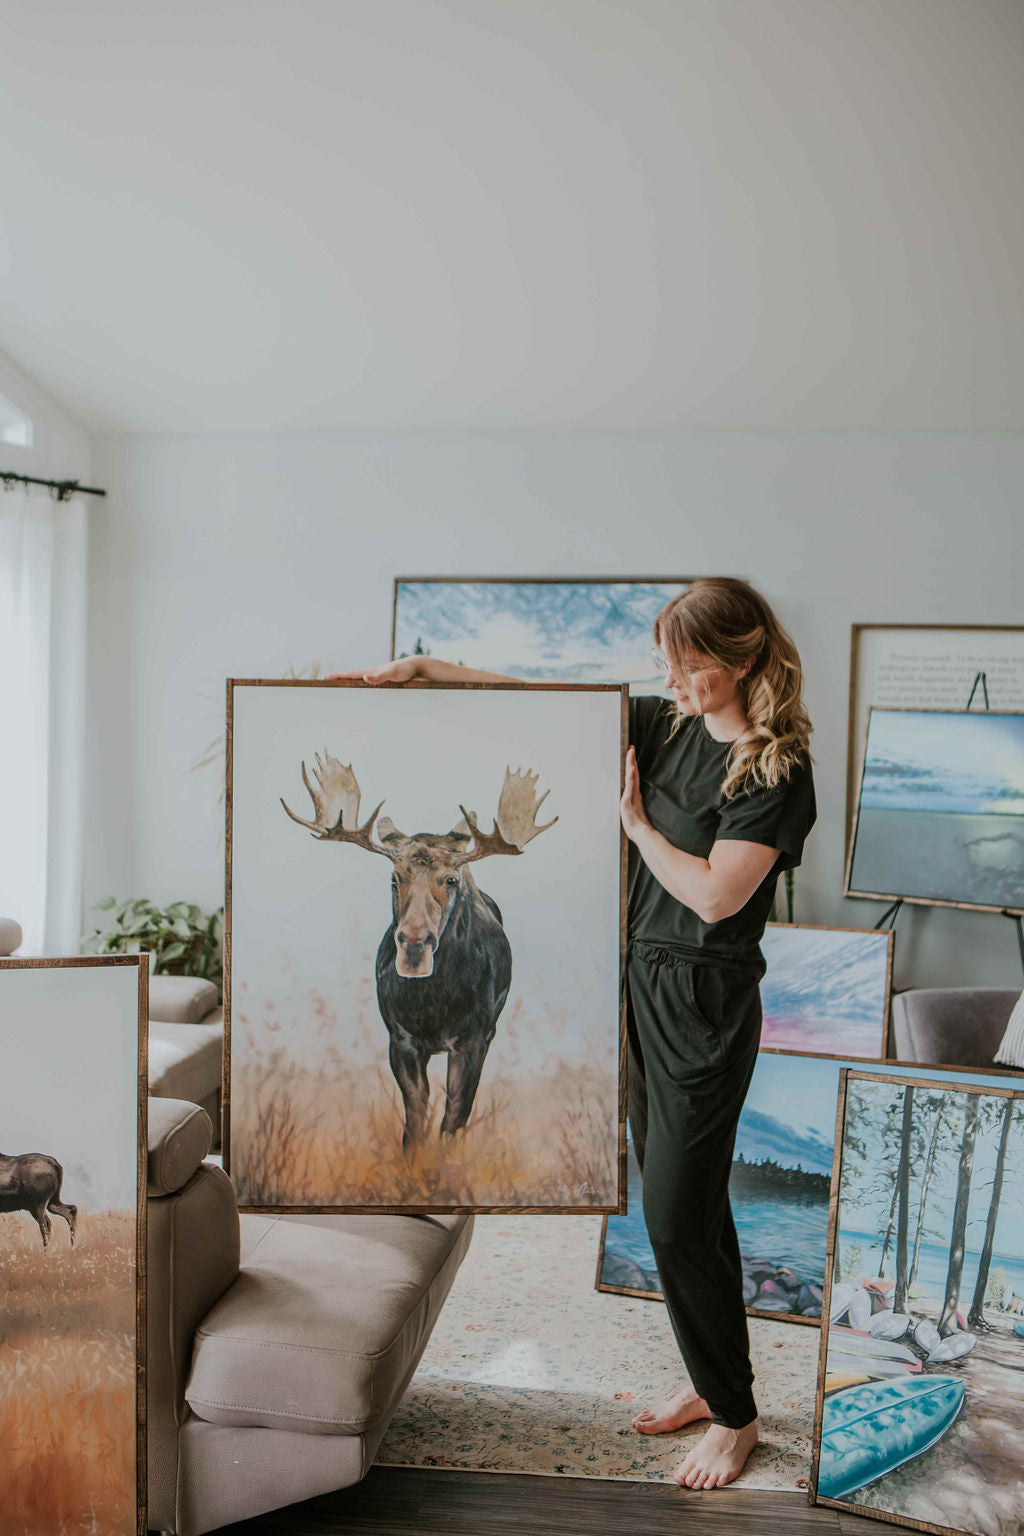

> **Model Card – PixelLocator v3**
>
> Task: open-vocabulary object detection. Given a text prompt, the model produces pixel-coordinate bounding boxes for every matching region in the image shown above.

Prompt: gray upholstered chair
[890,987,1021,1068]
[147,1098,473,1535]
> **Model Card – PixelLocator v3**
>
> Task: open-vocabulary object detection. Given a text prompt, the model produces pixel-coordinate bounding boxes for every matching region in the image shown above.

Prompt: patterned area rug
[376,1214,820,1489]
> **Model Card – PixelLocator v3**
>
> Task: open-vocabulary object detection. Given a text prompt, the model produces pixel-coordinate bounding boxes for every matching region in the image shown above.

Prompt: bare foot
[632,1385,712,1435]
[673,1419,759,1489]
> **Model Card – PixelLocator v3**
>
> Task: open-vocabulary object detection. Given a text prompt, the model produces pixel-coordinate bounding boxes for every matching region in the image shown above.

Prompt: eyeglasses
[649,647,670,672]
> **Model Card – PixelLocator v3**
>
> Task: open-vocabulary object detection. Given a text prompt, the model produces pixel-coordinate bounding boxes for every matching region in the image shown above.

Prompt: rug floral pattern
[376,1214,818,1489]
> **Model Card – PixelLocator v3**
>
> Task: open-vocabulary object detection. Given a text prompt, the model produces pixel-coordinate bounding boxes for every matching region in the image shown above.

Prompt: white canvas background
[0,963,141,1211]
[229,684,623,1099]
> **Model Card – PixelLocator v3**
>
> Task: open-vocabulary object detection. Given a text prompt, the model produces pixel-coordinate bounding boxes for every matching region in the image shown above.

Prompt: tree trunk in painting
[893,1086,914,1314]
[968,1098,1016,1331]
[938,1095,981,1336]
[910,1105,945,1290]
[877,1182,899,1279]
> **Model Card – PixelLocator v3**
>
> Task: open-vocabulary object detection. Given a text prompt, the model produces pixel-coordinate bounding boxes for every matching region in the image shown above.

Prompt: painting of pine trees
[814,1070,1024,1535]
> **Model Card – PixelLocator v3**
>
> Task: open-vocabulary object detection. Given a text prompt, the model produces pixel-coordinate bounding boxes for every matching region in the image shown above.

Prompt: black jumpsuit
[627,698,816,1429]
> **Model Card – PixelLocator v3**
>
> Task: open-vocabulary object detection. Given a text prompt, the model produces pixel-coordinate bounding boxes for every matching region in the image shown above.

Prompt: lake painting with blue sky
[848,708,1024,911]
[393,579,692,691]
[598,1057,1024,1325]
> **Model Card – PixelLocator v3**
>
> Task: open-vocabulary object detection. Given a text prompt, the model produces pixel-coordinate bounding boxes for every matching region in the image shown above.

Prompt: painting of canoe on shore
[597,1056,1024,1328]
[760,924,893,1058]
[812,1070,1024,1536]
[846,708,1024,914]
[0,956,146,1536]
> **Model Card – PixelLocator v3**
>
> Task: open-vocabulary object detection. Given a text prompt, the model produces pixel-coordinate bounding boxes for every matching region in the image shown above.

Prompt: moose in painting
[0,1152,78,1249]
[283,752,557,1150]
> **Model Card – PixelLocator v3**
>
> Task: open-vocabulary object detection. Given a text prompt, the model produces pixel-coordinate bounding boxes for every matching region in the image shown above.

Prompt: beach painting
[598,1056,1024,1328]
[227,680,625,1212]
[846,708,1024,913]
[0,956,146,1536]
[761,924,893,1058]
[813,1070,1024,1536]
[392,579,697,693]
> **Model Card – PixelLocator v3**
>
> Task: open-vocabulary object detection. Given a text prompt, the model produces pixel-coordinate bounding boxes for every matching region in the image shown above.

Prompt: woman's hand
[619,746,651,843]
[325,658,424,684]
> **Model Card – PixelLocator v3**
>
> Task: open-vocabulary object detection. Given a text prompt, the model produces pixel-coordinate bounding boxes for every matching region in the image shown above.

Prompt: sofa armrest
[149,1098,213,1194]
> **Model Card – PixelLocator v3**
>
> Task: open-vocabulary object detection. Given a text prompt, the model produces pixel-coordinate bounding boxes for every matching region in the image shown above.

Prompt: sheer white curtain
[0,488,87,954]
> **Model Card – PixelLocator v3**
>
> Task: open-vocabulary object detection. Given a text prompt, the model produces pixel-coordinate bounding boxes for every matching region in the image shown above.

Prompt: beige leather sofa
[148,976,224,1132]
[148,1098,473,1535]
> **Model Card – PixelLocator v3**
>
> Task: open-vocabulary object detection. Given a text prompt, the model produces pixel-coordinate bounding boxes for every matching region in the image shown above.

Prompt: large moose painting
[226,680,625,1212]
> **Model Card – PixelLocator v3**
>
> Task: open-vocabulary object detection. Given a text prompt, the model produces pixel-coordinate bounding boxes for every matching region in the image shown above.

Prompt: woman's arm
[329,656,521,685]
[619,746,779,923]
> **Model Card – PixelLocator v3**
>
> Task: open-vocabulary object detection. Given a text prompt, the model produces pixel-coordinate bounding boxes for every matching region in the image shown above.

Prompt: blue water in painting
[838,1229,1024,1303]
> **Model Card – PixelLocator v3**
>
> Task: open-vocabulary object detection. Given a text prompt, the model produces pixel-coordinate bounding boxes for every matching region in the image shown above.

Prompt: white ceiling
[1,0,1023,435]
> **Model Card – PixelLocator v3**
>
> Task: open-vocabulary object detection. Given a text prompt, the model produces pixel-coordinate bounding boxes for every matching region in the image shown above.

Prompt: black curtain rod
[1,470,106,500]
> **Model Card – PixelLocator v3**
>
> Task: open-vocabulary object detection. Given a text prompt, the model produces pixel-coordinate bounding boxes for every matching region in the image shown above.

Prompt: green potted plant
[84,898,224,999]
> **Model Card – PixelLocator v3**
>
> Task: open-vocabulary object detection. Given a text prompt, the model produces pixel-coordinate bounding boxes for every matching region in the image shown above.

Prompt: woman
[336,576,815,1492]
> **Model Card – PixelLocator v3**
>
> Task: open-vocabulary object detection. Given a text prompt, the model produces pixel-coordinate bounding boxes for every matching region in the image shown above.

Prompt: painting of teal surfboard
[818,1376,966,1501]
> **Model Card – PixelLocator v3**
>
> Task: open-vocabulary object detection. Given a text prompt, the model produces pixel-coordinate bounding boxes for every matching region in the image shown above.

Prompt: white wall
[85,430,1024,991]
[0,345,91,484]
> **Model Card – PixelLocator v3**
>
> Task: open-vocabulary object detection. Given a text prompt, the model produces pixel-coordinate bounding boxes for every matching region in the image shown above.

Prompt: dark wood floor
[203,1467,886,1535]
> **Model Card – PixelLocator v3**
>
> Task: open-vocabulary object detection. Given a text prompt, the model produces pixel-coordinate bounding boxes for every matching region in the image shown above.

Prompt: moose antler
[455,767,558,864]
[281,750,394,859]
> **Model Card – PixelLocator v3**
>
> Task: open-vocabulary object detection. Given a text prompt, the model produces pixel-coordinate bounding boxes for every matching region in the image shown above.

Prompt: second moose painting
[226,680,625,1212]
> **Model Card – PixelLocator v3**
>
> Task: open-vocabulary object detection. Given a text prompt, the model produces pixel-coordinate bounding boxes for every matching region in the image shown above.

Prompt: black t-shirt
[628,695,817,975]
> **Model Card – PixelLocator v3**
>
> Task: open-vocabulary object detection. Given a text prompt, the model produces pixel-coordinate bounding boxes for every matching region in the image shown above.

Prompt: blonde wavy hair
[656,578,812,798]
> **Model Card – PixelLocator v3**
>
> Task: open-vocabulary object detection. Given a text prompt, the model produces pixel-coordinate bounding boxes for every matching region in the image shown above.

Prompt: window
[0,391,34,448]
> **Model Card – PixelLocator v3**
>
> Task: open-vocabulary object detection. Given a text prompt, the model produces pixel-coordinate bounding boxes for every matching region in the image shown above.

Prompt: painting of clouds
[760,924,893,1058]
[0,957,145,1536]
[598,1057,1024,1328]
[847,708,1024,912]
[227,680,624,1212]
[392,579,694,692]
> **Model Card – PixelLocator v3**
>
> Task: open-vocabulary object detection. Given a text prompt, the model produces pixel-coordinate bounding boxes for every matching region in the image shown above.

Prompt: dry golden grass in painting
[233,989,618,1208]
[0,1210,136,1536]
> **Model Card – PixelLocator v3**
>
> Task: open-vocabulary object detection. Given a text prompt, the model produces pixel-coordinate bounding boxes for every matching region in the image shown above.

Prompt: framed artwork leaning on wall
[391,577,718,693]
[760,923,894,1059]
[0,955,148,1536]
[224,679,627,1213]
[812,1069,1024,1535]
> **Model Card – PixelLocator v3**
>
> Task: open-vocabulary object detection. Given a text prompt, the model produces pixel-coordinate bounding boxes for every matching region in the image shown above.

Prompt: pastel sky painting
[760,925,890,1056]
[393,580,688,688]
[860,709,1024,815]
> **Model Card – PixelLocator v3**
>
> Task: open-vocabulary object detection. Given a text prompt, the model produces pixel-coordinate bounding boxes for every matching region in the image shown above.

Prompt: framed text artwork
[0,955,147,1536]
[224,679,627,1214]
[812,1069,1024,1536]
[847,624,1024,831]
[597,1057,1023,1329]
[846,707,1024,915]
[391,578,714,694]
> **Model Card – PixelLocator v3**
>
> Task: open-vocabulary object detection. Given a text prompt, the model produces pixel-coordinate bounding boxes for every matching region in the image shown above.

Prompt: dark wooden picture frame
[844,706,1024,916]
[0,954,148,1536]
[811,1068,1024,1534]
[223,677,628,1215]
[846,623,1024,834]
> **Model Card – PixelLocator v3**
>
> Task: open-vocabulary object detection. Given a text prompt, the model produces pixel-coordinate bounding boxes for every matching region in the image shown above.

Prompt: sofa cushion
[185,1212,472,1436]
[148,1098,213,1195]
[148,1019,224,1104]
[149,974,220,1023]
